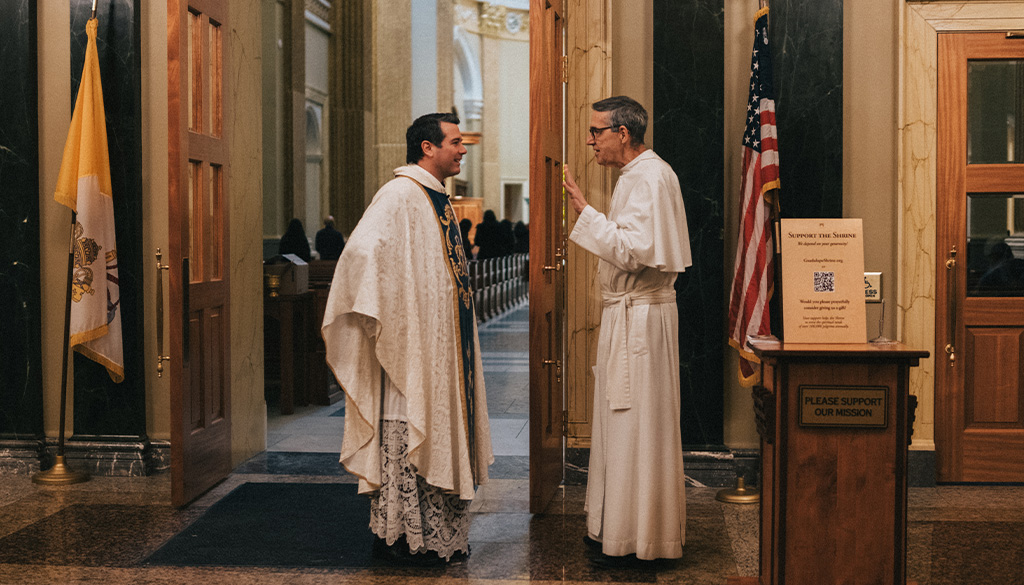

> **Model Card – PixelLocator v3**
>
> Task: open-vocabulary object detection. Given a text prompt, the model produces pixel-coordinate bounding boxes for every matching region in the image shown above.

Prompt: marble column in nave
[435,0,455,114]
[283,0,306,233]
[371,0,413,190]
[479,31,502,216]
[330,0,374,236]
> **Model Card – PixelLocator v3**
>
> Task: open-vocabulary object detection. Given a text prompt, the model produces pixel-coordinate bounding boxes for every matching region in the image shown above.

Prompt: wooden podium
[732,339,928,585]
[264,291,315,415]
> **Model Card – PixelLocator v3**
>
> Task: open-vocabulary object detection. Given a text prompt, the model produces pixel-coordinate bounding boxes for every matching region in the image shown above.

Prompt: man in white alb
[563,95,692,563]
[322,113,493,565]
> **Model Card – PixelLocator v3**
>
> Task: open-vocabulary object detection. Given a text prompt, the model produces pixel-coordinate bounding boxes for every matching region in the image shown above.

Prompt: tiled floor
[4,303,1024,583]
[5,467,1024,583]
[266,303,532,458]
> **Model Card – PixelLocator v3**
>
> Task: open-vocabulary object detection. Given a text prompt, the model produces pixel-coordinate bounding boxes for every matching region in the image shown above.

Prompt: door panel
[168,0,232,507]
[529,0,566,514]
[937,32,1024,482]
[965,326,1023,423]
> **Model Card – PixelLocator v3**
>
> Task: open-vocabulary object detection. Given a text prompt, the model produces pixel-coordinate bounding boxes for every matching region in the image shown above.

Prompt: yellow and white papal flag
[53,18,123,383]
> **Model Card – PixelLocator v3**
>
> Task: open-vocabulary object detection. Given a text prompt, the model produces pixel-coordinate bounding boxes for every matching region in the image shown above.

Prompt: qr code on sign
[813,271,836,293]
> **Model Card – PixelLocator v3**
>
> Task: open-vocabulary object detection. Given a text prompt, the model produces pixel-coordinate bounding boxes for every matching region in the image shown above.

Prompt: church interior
[3,0,1024,583]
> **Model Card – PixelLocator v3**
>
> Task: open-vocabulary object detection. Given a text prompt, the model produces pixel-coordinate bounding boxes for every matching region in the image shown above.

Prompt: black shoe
[404,549,445,567]
[582,535,602,552]
[589,553,629,569]
[371,536,392,560]
[589,552,676,571]
[446,545,471,563]
[371,537,444,567]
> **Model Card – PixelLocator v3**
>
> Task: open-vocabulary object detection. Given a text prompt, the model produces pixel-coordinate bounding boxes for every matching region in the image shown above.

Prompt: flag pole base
[715,475,760,504]
[32,455,90,485]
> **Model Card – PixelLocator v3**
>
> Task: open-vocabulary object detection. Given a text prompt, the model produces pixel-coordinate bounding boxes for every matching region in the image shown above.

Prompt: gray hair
[593,95,647,147]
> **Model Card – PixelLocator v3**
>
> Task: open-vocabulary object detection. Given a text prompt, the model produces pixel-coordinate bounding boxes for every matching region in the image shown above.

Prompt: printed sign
[799,386,888,428]
[781,218,867,343]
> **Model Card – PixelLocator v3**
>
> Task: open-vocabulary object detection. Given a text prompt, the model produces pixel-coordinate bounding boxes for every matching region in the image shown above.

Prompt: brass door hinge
[561,55,568,84]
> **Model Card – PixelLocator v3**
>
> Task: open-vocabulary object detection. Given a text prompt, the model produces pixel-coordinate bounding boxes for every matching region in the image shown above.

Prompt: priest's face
[587,110,627,168]
[424,122,467,181]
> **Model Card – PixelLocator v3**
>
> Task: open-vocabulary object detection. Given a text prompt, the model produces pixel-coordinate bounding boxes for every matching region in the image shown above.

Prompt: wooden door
[528,0,566,514]
[937,32,1024,482]
[168,0,232,506]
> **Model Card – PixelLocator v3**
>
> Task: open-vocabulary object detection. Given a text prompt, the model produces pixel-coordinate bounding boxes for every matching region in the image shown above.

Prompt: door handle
[543,247,566,272]
[543,359,562,383]
[945,245,957,365]
[155,249,171,377]
[182,257,190,365]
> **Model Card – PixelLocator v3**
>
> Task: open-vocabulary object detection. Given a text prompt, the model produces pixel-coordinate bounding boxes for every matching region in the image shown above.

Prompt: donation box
[735,339,928,585]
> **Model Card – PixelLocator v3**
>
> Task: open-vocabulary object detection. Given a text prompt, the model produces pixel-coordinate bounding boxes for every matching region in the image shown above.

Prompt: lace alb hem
[369,420,470,560]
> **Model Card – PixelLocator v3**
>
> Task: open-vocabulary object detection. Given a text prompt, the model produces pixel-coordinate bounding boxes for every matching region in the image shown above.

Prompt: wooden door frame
[936,31,1024,482]
[935,30,967,481]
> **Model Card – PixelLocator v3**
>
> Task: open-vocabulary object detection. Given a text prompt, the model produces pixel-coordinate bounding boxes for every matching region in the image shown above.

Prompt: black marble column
[772,0,843,219]
[68,0,146,444]
[654,0,725,448]
[0,2,44,452]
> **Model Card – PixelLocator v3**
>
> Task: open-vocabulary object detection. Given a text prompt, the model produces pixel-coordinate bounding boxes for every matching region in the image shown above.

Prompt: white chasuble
[570,149,692,560]
[322,164,492,500]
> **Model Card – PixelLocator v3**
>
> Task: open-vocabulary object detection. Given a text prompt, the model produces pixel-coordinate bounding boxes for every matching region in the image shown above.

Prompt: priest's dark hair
[406,112,461,163]
[593,95,647,147]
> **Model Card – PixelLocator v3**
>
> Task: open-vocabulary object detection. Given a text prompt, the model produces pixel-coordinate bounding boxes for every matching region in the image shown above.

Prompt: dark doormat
[144,482,376,568]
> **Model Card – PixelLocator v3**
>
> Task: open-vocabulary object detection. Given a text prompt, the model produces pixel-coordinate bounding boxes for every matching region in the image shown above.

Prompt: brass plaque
[798,386,888,428]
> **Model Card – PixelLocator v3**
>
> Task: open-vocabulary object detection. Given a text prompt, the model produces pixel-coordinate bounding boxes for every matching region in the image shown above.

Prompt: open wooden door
[937,32,1024,482]
[167,0,232,507]
[528,0,566,514]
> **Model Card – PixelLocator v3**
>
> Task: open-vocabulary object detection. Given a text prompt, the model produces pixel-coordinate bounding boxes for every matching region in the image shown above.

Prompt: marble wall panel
[565,0,613,447]
[654,0,725,447]
[772,0,843,219]
[69,0,146,438]
[228,0,269,466]
[0,1,43,438]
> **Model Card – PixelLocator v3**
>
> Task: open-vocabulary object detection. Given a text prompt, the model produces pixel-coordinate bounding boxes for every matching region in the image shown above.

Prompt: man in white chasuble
[563,96,693,564]
[322,113,493,565]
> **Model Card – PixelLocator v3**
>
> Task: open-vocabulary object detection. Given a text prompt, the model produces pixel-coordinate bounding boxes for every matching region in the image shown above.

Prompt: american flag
[727,6,779,387]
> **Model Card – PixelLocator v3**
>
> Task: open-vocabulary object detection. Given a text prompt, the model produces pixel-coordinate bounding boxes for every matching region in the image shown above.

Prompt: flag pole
[32,212,90,485]
[722,0,780,505]
[32,5,104,486]
[769,191,782,342]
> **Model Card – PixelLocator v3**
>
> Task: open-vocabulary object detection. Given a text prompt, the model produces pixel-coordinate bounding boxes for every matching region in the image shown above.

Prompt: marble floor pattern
[3,304,1024,583]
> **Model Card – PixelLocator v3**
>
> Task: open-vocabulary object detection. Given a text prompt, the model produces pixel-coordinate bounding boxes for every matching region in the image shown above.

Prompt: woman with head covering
[474,210,500,260]
[278,218,312,262]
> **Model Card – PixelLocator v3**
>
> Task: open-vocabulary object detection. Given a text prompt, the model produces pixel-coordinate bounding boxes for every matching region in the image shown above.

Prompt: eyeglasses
[588,125,617,139]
